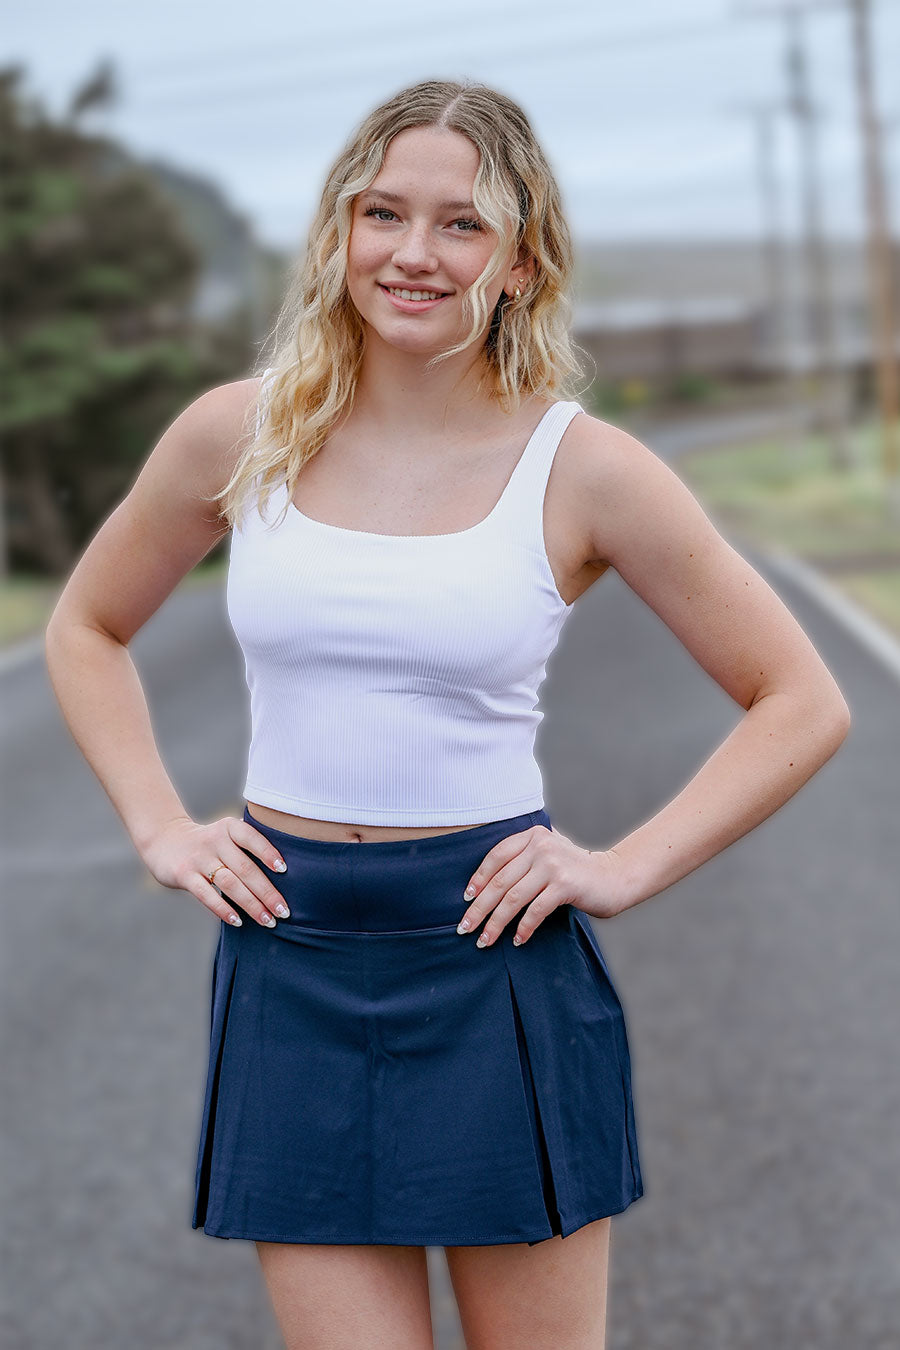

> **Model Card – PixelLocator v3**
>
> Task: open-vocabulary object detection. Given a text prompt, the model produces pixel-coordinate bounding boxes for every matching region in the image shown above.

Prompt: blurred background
[2,3,898,1348]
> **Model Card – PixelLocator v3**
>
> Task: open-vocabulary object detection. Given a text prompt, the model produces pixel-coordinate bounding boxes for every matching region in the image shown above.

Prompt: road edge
[762,548,900,688]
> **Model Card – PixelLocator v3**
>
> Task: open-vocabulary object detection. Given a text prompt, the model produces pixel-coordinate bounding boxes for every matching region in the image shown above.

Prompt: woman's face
[345,125,523,357]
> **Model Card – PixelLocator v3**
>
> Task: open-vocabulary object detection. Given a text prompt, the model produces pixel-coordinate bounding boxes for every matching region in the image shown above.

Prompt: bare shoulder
[561,409,697,570]
[111,372,265,549]
[156,375,264,506]
[562,410,845,713]
[47,375,263,645]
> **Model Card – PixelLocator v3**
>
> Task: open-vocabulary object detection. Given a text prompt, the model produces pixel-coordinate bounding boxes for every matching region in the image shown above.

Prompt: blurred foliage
[0,64,255,576]
[589,371,723,418]
[665,371,718,404]
[620,378,651,408]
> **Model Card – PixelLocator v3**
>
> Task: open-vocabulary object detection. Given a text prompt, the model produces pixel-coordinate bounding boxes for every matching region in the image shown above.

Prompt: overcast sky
[6,0,899,253]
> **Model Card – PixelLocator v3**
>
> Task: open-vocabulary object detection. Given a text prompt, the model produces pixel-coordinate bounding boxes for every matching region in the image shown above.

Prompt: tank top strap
[494,400,585,553]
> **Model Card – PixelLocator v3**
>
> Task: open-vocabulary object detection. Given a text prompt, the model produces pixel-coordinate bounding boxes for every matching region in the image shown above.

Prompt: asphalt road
[2,421,898,1348]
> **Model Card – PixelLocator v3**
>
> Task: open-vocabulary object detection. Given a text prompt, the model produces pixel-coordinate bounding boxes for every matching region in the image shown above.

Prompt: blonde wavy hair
[213,77,590,534]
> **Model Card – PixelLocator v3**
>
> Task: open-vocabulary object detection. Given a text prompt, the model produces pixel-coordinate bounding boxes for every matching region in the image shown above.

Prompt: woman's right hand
[140,814,291,928]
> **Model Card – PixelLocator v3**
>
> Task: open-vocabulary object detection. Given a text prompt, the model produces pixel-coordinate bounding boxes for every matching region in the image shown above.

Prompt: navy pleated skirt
[191,805,643,1247]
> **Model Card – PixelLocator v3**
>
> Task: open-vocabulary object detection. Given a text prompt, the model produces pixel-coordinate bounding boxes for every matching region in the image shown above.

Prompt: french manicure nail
[275,904,290,918]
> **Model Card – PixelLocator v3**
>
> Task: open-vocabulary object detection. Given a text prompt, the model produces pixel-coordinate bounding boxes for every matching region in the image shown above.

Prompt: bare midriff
[245,801,484,843]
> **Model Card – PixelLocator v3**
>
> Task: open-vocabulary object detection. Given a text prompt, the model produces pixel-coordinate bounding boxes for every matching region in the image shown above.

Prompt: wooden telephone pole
[727,99,808,442]
[847,0,900,515]
[739,1,854,466]
[739,0,900,505]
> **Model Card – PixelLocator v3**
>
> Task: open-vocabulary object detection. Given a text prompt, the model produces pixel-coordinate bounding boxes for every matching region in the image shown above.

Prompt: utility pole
[727,100,805,440]
[846,0,900,517]
[736,1,854,469]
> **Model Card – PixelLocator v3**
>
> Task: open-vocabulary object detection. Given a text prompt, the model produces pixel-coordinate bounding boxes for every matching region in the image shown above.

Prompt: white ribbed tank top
[226,381,585,825]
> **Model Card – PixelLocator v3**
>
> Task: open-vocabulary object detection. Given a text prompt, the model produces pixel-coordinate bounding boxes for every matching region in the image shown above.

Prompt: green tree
[0,63,252,576]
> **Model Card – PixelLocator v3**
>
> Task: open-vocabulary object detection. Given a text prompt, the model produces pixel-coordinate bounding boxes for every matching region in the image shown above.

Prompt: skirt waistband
[239,805,552,931]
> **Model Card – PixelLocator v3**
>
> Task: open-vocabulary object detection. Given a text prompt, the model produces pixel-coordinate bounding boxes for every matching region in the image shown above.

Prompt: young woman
[45,78,850,1350]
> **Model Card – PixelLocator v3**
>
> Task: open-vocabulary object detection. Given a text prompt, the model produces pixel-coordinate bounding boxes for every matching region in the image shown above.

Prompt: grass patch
[680,416,900,641]
[681,419,900,559]
[832,569,900,640]
[0,575,64,647]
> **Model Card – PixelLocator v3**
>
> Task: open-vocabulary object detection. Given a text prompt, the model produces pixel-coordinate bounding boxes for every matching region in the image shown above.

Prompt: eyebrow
[362,189,478,212]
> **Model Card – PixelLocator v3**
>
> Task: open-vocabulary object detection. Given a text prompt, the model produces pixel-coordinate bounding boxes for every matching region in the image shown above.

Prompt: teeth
[385,286,445,301]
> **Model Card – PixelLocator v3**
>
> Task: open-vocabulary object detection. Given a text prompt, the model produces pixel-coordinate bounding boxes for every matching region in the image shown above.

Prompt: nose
[391,221,438,275]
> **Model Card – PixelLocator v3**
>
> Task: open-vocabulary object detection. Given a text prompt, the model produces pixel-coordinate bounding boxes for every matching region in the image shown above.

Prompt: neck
[349,331,505,436]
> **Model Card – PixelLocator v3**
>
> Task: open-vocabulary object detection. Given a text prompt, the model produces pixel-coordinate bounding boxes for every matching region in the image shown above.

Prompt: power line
[105,20,744,117]
[125,16,736,84]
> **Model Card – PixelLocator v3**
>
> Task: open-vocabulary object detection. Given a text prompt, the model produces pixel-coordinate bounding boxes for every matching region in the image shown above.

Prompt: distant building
[571,238,899,382]
[573,296,760,381]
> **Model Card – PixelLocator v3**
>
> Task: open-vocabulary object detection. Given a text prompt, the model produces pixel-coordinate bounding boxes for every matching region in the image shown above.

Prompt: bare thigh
[444,1216,611,1350]
[255,1241,434,1350]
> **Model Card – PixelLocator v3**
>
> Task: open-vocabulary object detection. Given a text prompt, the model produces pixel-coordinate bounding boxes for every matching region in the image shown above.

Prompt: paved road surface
[2,424,897,1348]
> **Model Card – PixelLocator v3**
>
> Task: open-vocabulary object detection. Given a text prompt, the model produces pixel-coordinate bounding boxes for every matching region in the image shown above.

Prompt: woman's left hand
[457,824,630,948]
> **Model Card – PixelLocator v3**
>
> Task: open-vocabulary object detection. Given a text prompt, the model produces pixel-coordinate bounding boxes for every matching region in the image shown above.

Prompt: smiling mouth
[379,283,452,300]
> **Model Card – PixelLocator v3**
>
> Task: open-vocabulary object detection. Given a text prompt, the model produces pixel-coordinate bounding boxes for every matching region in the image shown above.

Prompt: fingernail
[476,934,489,948]
[262,915,276,928]
[457,919,470,934]
[273,859,287,873]
[227,914,242,927]
[512,934,522,946]
[274,904,290,918]
[464,886,476,898]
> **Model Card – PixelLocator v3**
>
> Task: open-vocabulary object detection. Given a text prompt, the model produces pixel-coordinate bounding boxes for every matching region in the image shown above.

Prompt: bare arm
[45,379,247,848]
[43,376,291,929]
[581,419,851,911]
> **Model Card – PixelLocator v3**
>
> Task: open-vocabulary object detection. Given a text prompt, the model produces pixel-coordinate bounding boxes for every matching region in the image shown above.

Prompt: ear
[505,246,536,296]
[514,246,536,290]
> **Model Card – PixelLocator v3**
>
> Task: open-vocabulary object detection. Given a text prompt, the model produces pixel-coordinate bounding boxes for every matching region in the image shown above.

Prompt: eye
[363,205,397,222]
[362,203,483,233]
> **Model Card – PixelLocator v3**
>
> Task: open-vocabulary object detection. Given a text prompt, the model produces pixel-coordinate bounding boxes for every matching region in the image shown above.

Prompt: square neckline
[282,400,565,542]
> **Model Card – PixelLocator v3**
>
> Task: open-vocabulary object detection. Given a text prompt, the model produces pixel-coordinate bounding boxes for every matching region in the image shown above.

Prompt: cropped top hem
[242,781,545,827]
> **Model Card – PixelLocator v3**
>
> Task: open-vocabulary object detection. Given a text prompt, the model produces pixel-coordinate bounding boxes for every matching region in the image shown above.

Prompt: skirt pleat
[191,808,643,1247]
